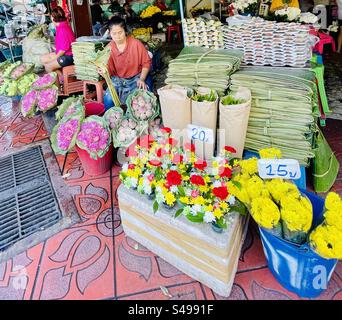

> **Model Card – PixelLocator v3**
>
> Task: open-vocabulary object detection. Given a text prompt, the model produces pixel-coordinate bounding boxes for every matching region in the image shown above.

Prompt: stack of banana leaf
[166,47,243,94]
[230,66,320,166]
[72,40,110,81]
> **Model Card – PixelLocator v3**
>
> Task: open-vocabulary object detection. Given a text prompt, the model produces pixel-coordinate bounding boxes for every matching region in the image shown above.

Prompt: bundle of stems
[230,67,318,166]
[90,46,121,108]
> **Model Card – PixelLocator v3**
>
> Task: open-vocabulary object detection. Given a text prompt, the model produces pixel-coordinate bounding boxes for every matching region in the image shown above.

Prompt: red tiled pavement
[0,98,341,300]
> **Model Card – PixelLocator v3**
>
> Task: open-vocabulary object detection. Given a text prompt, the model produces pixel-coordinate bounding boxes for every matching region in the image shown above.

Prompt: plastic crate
[1,45,23,62]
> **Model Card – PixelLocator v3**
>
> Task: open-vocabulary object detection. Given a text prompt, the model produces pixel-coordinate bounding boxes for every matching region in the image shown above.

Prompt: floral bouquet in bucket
[76,115,111,160]
[31,72,57,89]
[112,117,148,148]
[20,89,38,118]
[104,107,124,130]
[126,89,159,122]
[36,86,59,112]
[55,96,85,121]
[51,110,85,155]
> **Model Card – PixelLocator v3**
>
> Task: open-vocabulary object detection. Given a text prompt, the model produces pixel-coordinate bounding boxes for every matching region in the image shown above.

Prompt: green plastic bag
[313,127,340,192]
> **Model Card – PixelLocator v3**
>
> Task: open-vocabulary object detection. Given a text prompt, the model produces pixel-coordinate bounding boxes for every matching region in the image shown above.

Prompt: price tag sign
[187,124,214,144]
[258,159,301,180]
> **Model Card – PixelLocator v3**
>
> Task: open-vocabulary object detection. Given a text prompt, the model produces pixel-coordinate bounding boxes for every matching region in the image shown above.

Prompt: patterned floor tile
[31,223,115,300]
[119,282,205,300]
[114,230,193,297]
[201,267,341,300]
[33,122,49,142]
[66,177,114,226]
[0,243,44,300]
[237,221,267,272]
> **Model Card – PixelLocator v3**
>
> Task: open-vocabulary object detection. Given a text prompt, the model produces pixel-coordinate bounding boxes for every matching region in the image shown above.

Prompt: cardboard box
[118,184,249,297]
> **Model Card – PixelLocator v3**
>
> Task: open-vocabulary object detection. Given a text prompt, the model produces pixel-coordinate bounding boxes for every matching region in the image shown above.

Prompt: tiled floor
[0,94,341,300]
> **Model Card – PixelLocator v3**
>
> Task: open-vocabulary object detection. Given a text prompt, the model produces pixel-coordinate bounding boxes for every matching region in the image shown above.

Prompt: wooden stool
[167,25,182,44]
[83,79,106,103]
[61,65,84,96]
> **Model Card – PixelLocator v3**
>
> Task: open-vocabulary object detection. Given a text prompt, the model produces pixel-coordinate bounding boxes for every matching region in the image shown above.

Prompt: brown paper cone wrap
[191,87,218,160]
[219,87,251,158]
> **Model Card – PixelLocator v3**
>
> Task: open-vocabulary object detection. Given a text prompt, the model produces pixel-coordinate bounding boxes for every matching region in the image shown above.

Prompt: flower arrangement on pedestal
[120,128,247,231]
[230,0,259,15]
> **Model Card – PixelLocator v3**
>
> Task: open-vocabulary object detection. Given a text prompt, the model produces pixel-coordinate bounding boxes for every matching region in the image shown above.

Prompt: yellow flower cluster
[324,192,342,231]
[239,157,258,176]
[309,224,342,259]
[162,10,176,16]
[280,195,313,232]
[259,147,282,159]
[140,6,161,18]
[265,179,300,203]
[250,197,280,229]
[132,27,153,36]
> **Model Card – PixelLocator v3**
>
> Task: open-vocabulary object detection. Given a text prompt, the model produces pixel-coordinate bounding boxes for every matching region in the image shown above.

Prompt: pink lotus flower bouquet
[32,72,57,89]
[76,116,112,160]
[55,96,84,121]
[37,86,58,112]
[20,90,38,118]
[104,107,124,130]
[10,63,34,80]
[113,117,148,148]
[51,111,84,155]
[126,89,159,122]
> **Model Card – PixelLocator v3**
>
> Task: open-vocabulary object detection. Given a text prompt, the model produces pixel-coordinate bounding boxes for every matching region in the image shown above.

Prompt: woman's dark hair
[51,6,66,22]
[108,16,127,33]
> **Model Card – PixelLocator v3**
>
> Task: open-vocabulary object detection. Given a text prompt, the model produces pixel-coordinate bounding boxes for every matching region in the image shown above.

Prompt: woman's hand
[137,79,147,90]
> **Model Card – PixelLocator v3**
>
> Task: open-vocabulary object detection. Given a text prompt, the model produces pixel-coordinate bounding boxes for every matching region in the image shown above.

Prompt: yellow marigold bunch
[245,175,270,201]
[265,179,300,203]
[239,157,258,176]
[259,147,282,159]
[163,191,176,206]
[280,194,313,232]
[324,210,342,231]
[250,197,280,229]
[140,6,161,18]
[325,192,342,212]
[228,174,251,205]
[309,224,342,259]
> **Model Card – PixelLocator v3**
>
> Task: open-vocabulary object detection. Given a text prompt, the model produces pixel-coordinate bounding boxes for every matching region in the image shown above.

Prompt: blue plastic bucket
[259,189,338,298]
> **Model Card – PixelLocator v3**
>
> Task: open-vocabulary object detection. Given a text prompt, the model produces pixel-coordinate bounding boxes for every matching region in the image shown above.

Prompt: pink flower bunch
[32,73,55,88]
[63,103,78,118]
[57,119,79,150]
[117,118,138,143]
[104,109,122,129]
[77,121,110,153]
[21,90,37,114]
[37,88,57,111]
[131,95,154,120]
[11,64,27,79]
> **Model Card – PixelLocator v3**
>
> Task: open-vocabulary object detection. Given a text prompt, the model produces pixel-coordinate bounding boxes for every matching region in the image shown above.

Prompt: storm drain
[0,146,62,252]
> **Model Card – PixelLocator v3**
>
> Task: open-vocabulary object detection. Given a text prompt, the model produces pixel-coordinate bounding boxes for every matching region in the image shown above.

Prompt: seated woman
[40,6,75,74]
[102,17,152,110]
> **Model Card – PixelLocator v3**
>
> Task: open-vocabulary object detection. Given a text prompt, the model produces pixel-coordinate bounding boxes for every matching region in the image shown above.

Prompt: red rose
[128,164,135,170]
[172,153,184,164]
[167,138,178,147]
[220,167,232,179]
[148,160,162,167]
[224,146,237,153]
[139,135,155,149]
[184,142,195,153]
[166,170,182,186]
[190,175,205,186]
[194,160,207,171]
[156,148,163,157]
[213,187,229,201]
[161,127,172,134]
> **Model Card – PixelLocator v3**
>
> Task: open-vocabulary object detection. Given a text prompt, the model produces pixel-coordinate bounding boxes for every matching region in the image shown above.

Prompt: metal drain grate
[0,146,62,252]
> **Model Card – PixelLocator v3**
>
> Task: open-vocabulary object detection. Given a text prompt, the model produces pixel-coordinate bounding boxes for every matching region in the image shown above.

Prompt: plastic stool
[167,25,181,44]
[83,79,106,103]
[310,63,331,117]
[62,65,84,96]
[314,32,336,54]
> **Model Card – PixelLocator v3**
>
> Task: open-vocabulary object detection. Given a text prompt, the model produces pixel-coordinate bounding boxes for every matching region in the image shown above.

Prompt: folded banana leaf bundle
[166,47,243,94]
[72,41,109,81]
[230,66,319,166]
